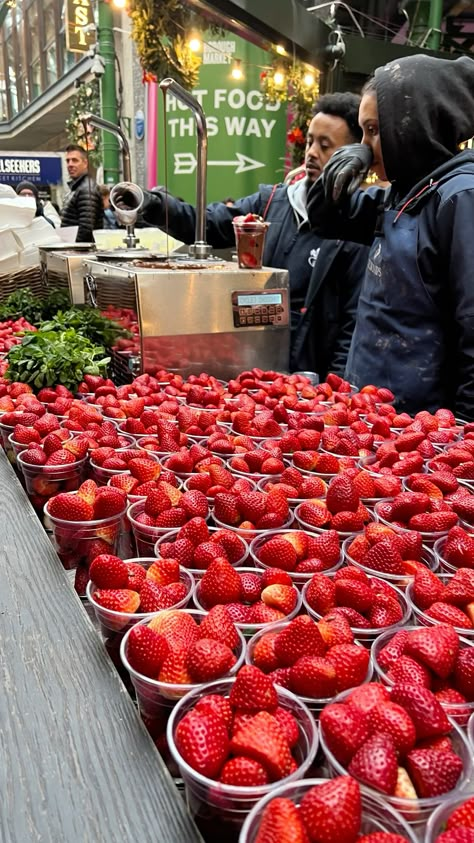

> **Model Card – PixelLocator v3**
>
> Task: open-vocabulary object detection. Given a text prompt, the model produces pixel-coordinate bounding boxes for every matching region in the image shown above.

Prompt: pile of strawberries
[174,665,308,784]
[291,450,344,476]
[320,426,374,458]
[0,317,36,352]
[108,468,179,499]
[91,448,159,476]
[164,445,224,476]
[130,487,209,530]
[439,526,474,569]
[90,554,190,616]
[126,606,242,684]
[320,681,466,799]
[254,776,410,843]
[431,795,474,843]
[253,529,341,575]
[17,430,87,467]
[196,557,299,624]
[250,615,370,700]
[213,489,290,531]
[374,624,474,723]
[186,463,255,500]
[304,566,406,630]
[227,449,286,476]
[375,491,459,534]
[345,523,428,578]
[157,518,246,571]
[261,468,328,502]
[429,442,474,482]
[296,473,371,533]
[410,565,474,629]
[48,479,127,522]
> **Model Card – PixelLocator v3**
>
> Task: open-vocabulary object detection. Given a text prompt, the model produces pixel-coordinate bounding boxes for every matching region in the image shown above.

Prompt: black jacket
[140,182,368,380]
[60,174,103,242]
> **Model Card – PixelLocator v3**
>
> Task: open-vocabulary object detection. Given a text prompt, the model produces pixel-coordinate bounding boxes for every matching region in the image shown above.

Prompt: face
[65,150,88,179]
[359,92,387,181]
[305,112,355,182]
[18,188,34,197]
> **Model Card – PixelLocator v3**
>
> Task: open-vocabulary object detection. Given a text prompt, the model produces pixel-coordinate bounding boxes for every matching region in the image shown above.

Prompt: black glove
[322,143,373,203]
[113,188,145,211]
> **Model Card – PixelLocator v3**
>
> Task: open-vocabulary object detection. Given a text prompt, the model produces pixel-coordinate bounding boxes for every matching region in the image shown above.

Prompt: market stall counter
[0,447,203,843]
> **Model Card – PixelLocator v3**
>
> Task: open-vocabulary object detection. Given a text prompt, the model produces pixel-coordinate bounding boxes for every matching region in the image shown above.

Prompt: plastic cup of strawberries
[405,569,474,639]
[127,491,211,555]
[371,625,474,726]
[302,568,410,644]
[342,533,439,589]
[374,498,458,547]
[249,529,343,586]
[425,793,474,843]
[240,777,418,843]
[166,669,318,838]
[154,524,249,579]
[318,682,473,834]
[17,442,89,515]
[433,528,474,575]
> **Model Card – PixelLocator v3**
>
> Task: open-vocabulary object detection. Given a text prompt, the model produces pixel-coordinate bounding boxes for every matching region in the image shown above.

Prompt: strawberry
[347,682,390,714]
[210,529,245,563]
[412,566,445,610]
[198,605,240,649]
[48,494,94,522]
[220,756,269,786]
[426,602,473,628]
[144,487,172,516]
[389,683,451,739]
[299,776,361,843]
[229,665,278,712]
[317,612,354,647]
[240,571,263,602]
[319,702,372,765]
[274,616,326,667]
[405,625,459,679]
[194,694,233,732]
[93,488,126,519]
[261,584,297,615]
[126,563,147,592]
[178,517,210,547]
[181,489,209,519]
[367,593,404,628]
[363,540,405,575]
[254,798,308,843]
[453,647,474,699]
[334,579,374,613]
[348,733,398,795]
[186,638,236,683]
[304,574,336,616]
[175,709,229,778]
[214,492,240,525]
[126,624,169,677]
[297,500,330,528]
[325,643,370,691]
[128,458,161,483]
[146,558,180,586]
[409,511,458,532]
[326,474,359,514]
[93,589,140,613]
[273,707,299,748]
[252,632,280,673]
[89,554,128,589]
[371,701,416,756]
[261,568,293,588]
[158,644,193,684]
[306,530,341,566]
[387,655,432,688]
[199,558,242,607]
[230,710,292,781]
[357,836,410,843]
[289,656,337,699]
[447,795,474,830]
[406,747,463,797]
[257,537,298,572]
[435,831,474,842]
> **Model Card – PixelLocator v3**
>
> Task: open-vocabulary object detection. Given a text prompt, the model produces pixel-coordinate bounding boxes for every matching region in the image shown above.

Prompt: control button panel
[231,289,289,328]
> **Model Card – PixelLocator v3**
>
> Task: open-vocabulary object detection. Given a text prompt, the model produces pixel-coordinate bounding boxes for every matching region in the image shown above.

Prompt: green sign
[157,32,288,203]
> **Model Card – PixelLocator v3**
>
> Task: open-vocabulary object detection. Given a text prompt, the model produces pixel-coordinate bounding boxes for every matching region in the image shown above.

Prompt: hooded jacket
[307,54,474,418]
[60,173,103,242]
[139,181,368,379]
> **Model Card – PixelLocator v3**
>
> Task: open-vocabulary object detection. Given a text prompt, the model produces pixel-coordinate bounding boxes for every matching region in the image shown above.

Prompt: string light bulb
[231,59,244,81]
[187,29,202,52]
[273,69,286,86]
[275,44,287,56]
[111,0,127,7]
[303,70,316,87]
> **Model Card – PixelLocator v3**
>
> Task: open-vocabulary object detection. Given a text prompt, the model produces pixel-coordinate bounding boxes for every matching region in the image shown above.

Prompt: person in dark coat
[115,93,368,381]
[307,54,474,419]
[60,144,103,242]
[15,180,59,227]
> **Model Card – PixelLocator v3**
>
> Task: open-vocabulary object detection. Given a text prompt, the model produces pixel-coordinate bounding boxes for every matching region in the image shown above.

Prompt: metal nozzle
[80,114,132,182]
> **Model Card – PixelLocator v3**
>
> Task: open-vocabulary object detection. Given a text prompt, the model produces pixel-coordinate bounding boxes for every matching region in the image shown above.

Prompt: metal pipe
[159,77,210,258]
[80,113,132,182]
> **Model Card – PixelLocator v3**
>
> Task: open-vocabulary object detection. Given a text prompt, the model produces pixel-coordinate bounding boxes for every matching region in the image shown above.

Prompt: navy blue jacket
[308,152,474,418]
[141,184,368,380]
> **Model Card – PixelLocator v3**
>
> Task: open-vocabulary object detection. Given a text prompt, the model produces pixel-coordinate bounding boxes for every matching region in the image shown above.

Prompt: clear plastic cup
[18,453,88,520]
[128,499,210,556]
[167,677,318,841]
[249,528,343,586]
[0,420,18,463]
[425,794,474,843]
[120,610,246,771]
[44,495,127,571]
[319,690,473,835]
[405,578,474,640]
[374,500,456,547]
[302,574,410,644]
[211,510,294,540]
[468,711,474,752]
[232,218,270,269]
[154,527,249,578]
[240,779,418,843]
[246,620,373,713]
[371,626,474,726]
[342,535,438,588]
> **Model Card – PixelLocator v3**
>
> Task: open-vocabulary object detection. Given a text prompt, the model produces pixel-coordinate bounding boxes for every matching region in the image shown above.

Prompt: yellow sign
[66,0,95,53]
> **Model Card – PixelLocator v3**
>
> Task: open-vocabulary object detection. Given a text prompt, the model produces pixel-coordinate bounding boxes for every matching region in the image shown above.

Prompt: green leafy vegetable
[40,307,130,348]
[0,287,72,324]
[6,329,110,391]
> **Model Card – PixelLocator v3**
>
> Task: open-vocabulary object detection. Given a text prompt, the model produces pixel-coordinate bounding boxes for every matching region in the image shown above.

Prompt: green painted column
[98,0,120,184]
[426,0,443,50]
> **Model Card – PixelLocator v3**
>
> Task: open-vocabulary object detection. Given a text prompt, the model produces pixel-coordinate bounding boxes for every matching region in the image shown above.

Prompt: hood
[374,54,474,190]
[287,177,308,226]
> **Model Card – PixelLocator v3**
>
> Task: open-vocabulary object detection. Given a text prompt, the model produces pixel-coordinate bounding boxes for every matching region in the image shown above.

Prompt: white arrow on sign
[174,152,265,176]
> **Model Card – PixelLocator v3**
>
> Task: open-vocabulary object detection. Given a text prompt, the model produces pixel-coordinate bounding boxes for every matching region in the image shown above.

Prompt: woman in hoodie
[307,54,474,419]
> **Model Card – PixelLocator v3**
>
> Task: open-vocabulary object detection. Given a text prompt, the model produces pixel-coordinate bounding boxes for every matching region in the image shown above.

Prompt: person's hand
[113,188,142,211]
[322,144,373,203]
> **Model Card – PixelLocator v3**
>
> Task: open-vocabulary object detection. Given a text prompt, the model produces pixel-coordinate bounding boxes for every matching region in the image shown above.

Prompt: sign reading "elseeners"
[0,154,63,184]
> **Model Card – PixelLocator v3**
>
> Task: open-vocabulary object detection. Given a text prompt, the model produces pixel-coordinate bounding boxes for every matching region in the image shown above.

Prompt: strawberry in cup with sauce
[232,214,270,269]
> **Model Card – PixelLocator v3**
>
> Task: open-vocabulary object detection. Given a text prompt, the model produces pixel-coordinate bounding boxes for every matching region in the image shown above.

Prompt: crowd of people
[10,52,474,419]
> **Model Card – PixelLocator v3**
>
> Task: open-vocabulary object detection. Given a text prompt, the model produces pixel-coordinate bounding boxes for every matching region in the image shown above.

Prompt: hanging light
[275,44,287,56]
[187,29,203,52]
[303,69,316,87]
[231,59,244,81]
[111,0,127,8]
[273,69,286,86]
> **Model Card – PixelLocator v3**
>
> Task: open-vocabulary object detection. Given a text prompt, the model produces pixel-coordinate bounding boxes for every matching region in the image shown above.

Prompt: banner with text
[156,33,288,203]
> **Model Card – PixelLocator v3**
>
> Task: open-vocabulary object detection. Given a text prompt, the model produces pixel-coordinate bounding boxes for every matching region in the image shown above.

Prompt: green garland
[65,80,102,167]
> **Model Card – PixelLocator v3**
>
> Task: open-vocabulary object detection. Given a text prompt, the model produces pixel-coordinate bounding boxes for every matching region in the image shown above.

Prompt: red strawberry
[175,709,229,778]
[357,835,408,843]
[306,530,341,566]
[229,665,278,712]
[220,756,269,786]
[367,594,404,628]
[89,554,128,589]
[210,529,245,563]
[447,795,474,830]
[426,602,473,628]
[299,776,361,843]
[178,517,210,547]
[258,537,298,572]
[389,683,451,739]
[93,487,126,519]
[214,492,240,525]
[347,682,390,714]
[126,563,147,592]
[48,494,94,522]
[273,707,299,748]
[319,702,372,765]
[93,589,140,613]
[435,831,474,843]
[387,655,432,688]
[199,558,242,608]
[126,624,169,677]
[405,625,459,679]
[334,579,374,613]
[317,612,354,648]
[371,701,416,756]
[230,710,292,781]
[348,733,398,795]
[252,632,280,673]
[181,489,209,519]
[363,541,405,575]
[326,474,360,515]
[198,605,240,649]
[240,571,263,602]
[290,656,337,699]
[412,566,445,610]
[186,638,236,683]
[194,694,233,732]
[254,798,308,843]
[406,747,463,797]
[304,574,336,616]
[261,568,294,588]
[274,616,326,667]
[261,584,297,615]
[326,643,370,691]
[453,647,474,700]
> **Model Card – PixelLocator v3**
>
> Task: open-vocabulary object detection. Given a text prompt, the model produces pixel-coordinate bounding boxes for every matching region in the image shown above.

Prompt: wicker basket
[0,265,44,303]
